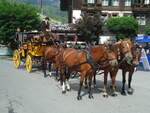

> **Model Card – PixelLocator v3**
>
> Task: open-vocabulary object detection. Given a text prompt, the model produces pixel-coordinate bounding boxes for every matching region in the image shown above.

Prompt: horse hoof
[111,93,117,97]
[84,85,88,89]
[128,88,134,95]
[103,93,108,98]
[57,78,60,81]
[48,74,52,77]
[48,72,52,77]
[55,77,59,81]
[121,91,127,96]
[89,95,94,99]
[77,96,82,100]
[62,90,66,94]
[44,74,47,78]
[67,88,71,91]
[93,84,96,88]
[110,85,116,89]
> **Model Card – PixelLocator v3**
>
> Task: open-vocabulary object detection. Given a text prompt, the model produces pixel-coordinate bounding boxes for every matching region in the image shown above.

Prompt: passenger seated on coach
[53,35,60,45]
[31,35,41,43]
[41,17,51,32]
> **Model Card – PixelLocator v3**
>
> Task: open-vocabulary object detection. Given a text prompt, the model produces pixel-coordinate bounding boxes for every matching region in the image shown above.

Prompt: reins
[48,51,60,61]
[118,57,126,66]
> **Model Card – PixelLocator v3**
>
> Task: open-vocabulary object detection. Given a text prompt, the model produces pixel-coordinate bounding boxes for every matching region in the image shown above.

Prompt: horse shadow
[18,64,44,74]
[69,79,103,97]
[69,79,128,98]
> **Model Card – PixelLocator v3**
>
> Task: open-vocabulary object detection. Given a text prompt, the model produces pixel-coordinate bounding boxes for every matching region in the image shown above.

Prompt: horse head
[103,43,118,67]
[131,43,142,67]
[117,40,133,65]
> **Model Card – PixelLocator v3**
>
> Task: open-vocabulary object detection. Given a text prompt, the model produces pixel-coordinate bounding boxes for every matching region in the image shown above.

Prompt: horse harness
[117,46,130,66]
[67,45,118,71]
[64,49,97,71]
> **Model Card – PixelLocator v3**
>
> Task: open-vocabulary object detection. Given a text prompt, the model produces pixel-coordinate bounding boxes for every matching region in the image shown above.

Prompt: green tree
[74,11,103,44]
[0,0,41,49]
[145,25,150,35]
[106,17,139,41]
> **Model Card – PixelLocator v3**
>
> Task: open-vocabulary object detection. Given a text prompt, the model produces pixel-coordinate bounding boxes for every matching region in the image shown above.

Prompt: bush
[0,0,41,49]
[145,25,150,35]
[106,17,139,41]
[74,12,103,44]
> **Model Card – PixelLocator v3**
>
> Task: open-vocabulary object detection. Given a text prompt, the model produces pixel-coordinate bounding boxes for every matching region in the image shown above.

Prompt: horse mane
[89,44,105,53]
[114,40,121,47]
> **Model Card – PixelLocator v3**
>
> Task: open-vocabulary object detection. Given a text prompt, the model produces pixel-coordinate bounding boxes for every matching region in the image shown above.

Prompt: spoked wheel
[26,55,32,72]
[12,50,20,68]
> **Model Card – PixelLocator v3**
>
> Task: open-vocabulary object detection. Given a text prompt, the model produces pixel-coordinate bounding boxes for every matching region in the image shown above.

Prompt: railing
[81,3,102,11]
[132,4,150,11]
[49,23,76,33]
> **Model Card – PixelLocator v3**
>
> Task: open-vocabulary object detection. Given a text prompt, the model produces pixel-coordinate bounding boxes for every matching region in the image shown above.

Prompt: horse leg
[77,72,85,100]
[121,69,127,95]
[61,74,66,94]
[88,75,94,99]
[110,71,117,97]
[55,68,59,81]
[48,63,52,77]
[66,79,71,91]
[93,70,97,88]
[71,71,78,78]
[102,71,108,98]
[66,71,71,91]
[42,58,47,78]
[60,68,66,94]
[84,77,88,89]
[128,68,134,95]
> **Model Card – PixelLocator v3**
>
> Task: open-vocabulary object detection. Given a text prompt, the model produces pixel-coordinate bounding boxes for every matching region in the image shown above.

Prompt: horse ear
[109,44,115,51]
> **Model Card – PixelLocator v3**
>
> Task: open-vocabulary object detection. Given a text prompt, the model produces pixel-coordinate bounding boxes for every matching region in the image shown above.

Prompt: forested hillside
[12,0,68,23]
[23,0,59,7]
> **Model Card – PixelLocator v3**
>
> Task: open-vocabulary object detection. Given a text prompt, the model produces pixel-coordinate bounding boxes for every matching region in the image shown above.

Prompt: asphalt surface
[0,56,150,113]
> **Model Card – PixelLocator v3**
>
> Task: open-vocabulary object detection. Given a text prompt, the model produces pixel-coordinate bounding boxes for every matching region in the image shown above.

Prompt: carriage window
[112,0,119,6]
[125,0,131,6]
[102,0,109,6]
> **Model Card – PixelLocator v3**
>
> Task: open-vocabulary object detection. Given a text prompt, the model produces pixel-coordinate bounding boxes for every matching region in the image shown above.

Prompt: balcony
[132,4,150,12]
[81,3,102,12]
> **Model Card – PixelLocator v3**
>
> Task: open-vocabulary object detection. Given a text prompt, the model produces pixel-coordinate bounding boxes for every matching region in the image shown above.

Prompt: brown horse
[84,43,118,91]
[59,48,94,100]
[120,43,142,95]
[59,44,118,100]
[92,40,133,97]
[42,43,66,78]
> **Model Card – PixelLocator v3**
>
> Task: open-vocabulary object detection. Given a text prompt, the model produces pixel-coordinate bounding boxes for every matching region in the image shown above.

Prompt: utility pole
[40,0,43,14]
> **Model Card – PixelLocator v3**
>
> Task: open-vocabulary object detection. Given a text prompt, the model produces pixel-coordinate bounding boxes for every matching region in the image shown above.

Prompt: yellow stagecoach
[12,31,54,72]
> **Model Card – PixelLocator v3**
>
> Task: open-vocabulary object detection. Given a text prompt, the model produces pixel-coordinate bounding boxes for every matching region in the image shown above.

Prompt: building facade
[60,0,132,23]
[132,0,150,33]
[60,0,150,33]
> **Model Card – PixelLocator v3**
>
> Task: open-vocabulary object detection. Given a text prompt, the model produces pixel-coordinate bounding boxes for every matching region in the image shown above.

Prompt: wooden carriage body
[12,31,52,72]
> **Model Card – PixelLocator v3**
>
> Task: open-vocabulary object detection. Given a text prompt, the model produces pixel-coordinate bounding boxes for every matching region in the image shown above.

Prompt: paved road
[0,57,150,113]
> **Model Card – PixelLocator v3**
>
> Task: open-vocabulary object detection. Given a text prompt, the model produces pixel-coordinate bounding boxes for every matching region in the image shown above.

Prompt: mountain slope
[16,0,68,23]
[24,0,60,7]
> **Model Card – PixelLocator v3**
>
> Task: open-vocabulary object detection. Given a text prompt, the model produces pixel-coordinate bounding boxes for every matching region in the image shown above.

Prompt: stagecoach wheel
[26,55,32,72]
[13,50,20,68]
